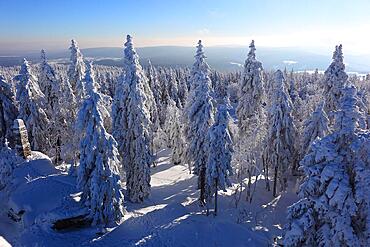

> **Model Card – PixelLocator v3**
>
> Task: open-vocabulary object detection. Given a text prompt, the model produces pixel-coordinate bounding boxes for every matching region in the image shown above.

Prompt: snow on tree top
[333,44,344,64]
[40,49,46,63]
[123,34,142,71]
[84,62,98,95]
[334,84,362,134]
[71,39,77,48]
[274,69,285,89]
[248,40,256,60]
[196,40,206,59]
[190,40,211,87]
[20,58,30,74]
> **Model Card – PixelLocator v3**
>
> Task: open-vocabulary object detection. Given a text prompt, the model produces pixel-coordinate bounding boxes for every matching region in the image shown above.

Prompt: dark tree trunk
[55,136,61,165]
[263,157,270,191]
[214,179,218,216]
[246,168,252,201]
[199,167,206,206]
[273,166,278,197]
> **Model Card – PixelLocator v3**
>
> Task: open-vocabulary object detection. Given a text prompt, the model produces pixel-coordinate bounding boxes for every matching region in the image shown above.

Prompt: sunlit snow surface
[0,150,298,246]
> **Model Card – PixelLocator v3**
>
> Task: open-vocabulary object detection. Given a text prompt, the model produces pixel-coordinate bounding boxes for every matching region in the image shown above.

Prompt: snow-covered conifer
[67,39,86,105]
[147,60,161,116]
[38,50,64,161]
[184,40,214,204]
[236,40,266,151]
[323,44,348,116]
[263,70,297,197]
[112,35,152,202]
[38,50,58,108]
[0,75,18,144]
[58,76,78,162]
[300,102,329,157]
[284,84,370,246]
[235,40,266,200]
[236,40,265,136]
[164,99,185,165]
[77,62,124,226]
[15,59,49,152]
[167,69,180,107]
[176,68,189,108]
[0,141,22,190]
[205,103,233,215]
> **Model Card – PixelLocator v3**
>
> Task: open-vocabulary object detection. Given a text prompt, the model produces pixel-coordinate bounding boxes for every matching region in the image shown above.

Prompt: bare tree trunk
[55,136,61,165]
[263,157,270,191]
[214,179,218,216]
[199,167,206,206]
[273,166,278,197]
[246,168,252,201]
[150,130,156,167]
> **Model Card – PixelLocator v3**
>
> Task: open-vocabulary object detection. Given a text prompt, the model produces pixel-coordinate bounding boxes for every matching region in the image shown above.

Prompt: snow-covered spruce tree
[164,99,185,165]
[236,40,265,135]
[39,49,57,107]
[287,70,305,129]
[262,70,297,197]
[112,35,152,203]
[300,101,330,157]
[143,61,161,153]
[58,75,78,163]
[206,103,233,215]
[157,67,171,128]
[77,62,124,226]
[67,39,86,106]
[212,71,228,104]
[0,75,18,145]
[176,68,189,108]
[167,69,181,107]
[147,60,161,118]
[0,141,22,190]
[235,40,266,200]
[284,84,370,246]
[15,59,49,152]
[184,40,215,204]
[323,44,348,118]
[38,50,64,162]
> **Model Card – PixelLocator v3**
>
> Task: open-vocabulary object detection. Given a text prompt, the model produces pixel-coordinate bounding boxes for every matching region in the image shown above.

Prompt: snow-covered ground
[0,150,297,246]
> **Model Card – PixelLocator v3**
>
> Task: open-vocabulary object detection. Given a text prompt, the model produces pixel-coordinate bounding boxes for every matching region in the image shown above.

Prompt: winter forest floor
[0,149,298,247]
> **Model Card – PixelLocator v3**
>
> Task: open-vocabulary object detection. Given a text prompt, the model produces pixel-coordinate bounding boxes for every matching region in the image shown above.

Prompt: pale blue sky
[1,0,370,53]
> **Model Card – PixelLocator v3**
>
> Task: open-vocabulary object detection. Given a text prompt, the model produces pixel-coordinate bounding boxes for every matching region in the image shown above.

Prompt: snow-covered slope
[0,150,297,246]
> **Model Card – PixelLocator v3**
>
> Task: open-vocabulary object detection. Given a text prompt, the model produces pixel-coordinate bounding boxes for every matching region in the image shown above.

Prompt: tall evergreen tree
[263,70,297,197]
[15,59,49,152]
[236,40,265,136]
[147,60,161,119]
[300,102,330,157]
[284,85,370,246]
[59,75,78,163]
[67,39,86,106]
[323,44,348,117]
[112,35,152,202]
[77,62,124,226]
[38,50,63,162]
[164,99,185,165]
[184,40,214,204]
[235,40,266,200]
[176,68,189,108]
[0,75,18,145]
[206,103,233,215]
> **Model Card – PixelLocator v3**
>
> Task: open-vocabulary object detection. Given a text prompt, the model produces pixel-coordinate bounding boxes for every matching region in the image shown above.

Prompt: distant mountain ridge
[1,46,370,73]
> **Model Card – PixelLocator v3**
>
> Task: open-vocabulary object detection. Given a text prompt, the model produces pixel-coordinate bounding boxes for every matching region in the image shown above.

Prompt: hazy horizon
[2,0,370,55]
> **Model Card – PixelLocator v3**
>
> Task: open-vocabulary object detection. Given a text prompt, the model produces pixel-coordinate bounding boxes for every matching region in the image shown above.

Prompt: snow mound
[11,153,58,187]
[8,157,77,227]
